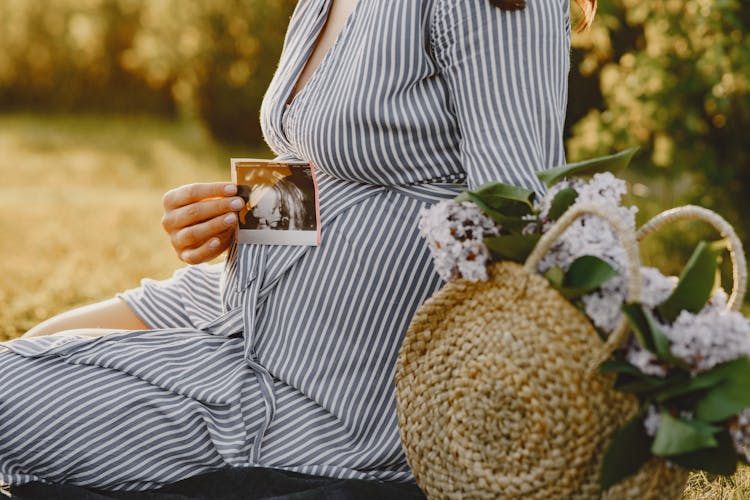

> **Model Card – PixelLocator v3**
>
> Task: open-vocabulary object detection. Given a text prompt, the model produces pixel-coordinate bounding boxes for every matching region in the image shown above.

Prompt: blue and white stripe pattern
[0,0,570,491]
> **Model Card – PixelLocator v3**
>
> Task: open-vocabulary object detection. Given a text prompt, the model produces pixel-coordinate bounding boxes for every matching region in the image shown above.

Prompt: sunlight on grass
[0,113,270,340]
[684,469,750,499]
[0,114,748,498]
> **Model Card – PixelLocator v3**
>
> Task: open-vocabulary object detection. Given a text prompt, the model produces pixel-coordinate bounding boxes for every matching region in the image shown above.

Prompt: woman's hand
[161,182,244,264]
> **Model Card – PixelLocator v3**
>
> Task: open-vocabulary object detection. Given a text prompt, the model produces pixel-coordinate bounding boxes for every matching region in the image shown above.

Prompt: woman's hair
[272,178,308,230]
[491,0,597,32]
[572,0,597,32]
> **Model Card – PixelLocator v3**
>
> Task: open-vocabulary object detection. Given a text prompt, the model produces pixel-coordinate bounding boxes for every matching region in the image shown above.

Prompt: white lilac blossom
[626,338,667,377]
[582,277,627,335]
[536,173,638,280]
[643,405,661,437]
[535,173,640,336]
[584,266,678,335]
[663,304,750,373]
[418,200,499,282]
[538,172,635,227]
[620,267,678,377]
[702,286,729,313]
[619,269,675,377]
[730,408,750,462]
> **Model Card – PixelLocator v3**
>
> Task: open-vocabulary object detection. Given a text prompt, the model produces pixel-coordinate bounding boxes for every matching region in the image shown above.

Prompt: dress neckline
[284,0,362,108]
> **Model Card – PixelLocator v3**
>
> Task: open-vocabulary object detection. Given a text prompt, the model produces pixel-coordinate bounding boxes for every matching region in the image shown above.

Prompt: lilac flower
[702,286,729,313]
[643,405,661,436]
[538,172,635,228]
[536,173,638,284]
[663,305,750,373]
[730,408,750,462]
[585,266,677,336]
[418,200,499,282]
[626,337,668,377]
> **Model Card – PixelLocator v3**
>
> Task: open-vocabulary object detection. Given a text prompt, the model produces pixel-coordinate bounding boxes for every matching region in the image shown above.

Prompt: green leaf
[651,412,721,456]
[483,212,531,234]
[694,357,750,422]
[599,358,645,377]
[653,361,735,403]
[457,192,531,234]
[600,415,653,490]
[668,430,738,475]
[657,241,719,323]
[644,313,670,359]
[537,147,639,187]
[543,265,565,289]
[455,182,535,216]
[547,187,579,221]
[620,303,688,371]
[615,375,676,395]
[562,255,618,298]
[622,302,656,353]
[484,234,541,262]
[641,307,691,369]
[653,378,717,403]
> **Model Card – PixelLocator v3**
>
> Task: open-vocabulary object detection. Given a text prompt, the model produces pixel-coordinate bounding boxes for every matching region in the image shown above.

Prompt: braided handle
[523,202,641,360]
[637,205,747,311]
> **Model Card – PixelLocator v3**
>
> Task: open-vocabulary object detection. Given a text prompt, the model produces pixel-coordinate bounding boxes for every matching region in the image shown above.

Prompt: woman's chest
[287,0,359,105]
[260,0,462,185]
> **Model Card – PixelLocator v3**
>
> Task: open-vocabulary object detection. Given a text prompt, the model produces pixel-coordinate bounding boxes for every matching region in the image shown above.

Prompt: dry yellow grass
[0,113,269,340]
[0,113,747,497]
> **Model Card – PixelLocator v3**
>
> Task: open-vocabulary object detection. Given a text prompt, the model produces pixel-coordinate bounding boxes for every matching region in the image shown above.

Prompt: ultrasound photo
[231,159,320,246]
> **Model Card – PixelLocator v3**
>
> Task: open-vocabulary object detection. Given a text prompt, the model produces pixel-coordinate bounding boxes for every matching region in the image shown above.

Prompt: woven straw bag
[396,202,746,499]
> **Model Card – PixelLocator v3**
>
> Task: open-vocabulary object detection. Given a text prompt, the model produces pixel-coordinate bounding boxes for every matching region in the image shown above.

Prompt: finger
[162,196,245,231]
[162,182,237,210]
[180,227,235,264]
[171,212,237,251]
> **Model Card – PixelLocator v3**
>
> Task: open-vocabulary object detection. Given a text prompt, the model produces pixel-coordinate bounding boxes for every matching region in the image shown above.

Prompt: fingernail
[230,198,244,210]
[209,238,220,249]
[224,213,236,225]
[224,184,237,195]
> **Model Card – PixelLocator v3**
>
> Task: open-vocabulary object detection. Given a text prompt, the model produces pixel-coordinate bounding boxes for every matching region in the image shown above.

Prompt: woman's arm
[161,182,245,264]
[430,0,571,192]
[22,182,246,338]
[22,297,148,337]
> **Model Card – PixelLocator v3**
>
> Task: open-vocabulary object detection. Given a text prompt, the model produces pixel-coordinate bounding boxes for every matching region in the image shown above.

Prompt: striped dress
[0,0,570,491]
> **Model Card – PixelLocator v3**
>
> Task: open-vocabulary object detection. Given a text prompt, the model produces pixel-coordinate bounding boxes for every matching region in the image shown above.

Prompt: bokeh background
[0,0,748,495]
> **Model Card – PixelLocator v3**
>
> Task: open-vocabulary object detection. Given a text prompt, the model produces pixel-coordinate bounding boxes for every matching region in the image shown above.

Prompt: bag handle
[523,202,642,362]
[636,205,747,312]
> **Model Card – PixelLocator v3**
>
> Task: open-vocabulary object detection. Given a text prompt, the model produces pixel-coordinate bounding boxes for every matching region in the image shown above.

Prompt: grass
[0,113,270,340]
[0,113,747,497]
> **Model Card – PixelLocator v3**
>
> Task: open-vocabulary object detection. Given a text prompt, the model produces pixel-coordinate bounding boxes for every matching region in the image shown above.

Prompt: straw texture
[396,203,694,498]
[395,262,688,498]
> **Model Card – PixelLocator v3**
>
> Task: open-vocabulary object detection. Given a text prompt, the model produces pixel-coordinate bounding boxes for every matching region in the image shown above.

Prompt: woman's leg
[0,349,234,491]
[22,298,149,338]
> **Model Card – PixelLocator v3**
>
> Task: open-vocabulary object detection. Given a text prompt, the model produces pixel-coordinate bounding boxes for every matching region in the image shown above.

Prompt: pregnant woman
[0,0,591,492]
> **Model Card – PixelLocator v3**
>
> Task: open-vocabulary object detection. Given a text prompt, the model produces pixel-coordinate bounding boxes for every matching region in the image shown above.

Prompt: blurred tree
[0,0,296,145]
[133,0,296,145]
[0,0,175,115]
[566,0,750,247]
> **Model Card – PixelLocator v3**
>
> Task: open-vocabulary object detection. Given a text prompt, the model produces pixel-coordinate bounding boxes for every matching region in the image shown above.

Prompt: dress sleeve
[430,0,571,195]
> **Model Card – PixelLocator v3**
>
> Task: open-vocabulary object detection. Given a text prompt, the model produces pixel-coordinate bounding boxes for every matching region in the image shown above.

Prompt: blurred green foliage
[0,0,295,144]
[132,0,296,143]
[0,0,747,245]
[0,0,176,115]
[566,0,750,249]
